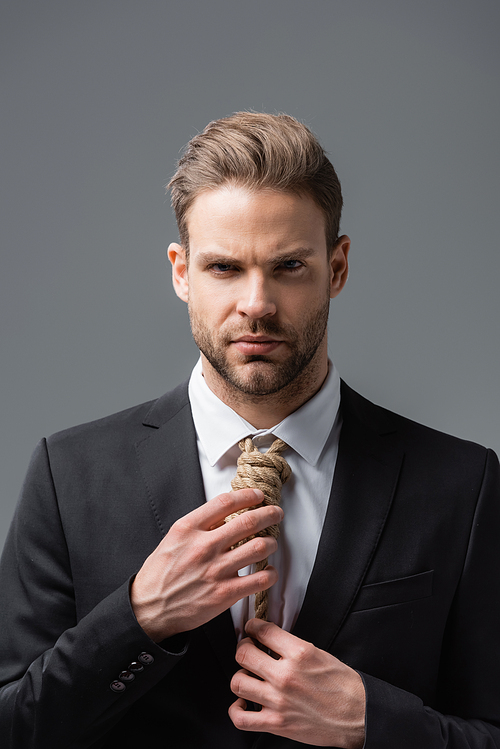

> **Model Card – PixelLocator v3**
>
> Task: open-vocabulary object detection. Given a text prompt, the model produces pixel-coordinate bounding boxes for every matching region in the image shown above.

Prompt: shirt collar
[188,358,341,468]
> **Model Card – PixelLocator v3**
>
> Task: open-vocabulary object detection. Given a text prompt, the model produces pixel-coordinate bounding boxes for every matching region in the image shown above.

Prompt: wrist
[130,577,179,642]
[342,669,366,749]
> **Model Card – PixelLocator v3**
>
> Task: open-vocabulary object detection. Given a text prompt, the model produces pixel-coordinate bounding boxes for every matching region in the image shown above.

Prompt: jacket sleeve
[0,439,188,749]
[360,448,500,748]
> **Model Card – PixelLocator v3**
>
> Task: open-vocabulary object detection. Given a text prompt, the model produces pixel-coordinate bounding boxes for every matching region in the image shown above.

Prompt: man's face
[169,185,349,399]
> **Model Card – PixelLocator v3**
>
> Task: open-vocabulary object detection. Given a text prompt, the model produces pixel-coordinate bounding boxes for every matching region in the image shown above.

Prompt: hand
[229,619,366,748]
[131,489,283,641]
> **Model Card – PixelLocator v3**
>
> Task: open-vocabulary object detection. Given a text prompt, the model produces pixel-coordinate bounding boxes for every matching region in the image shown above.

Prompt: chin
[222,359,299,397]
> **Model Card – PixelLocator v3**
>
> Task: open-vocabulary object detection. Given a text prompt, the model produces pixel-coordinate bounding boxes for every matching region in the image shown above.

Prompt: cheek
[190,290,234,326]
[282,286,323,316]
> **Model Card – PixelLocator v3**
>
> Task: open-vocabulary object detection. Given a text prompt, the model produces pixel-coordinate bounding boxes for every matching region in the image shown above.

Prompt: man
[0,112,499,749]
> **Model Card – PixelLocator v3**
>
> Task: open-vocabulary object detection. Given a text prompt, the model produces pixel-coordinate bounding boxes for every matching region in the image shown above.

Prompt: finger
[228,697,248,727]
[234,636,276,679]
[227,534,278,572]
[221,503,284,550]
[232,564,279,602]
[181,489,264,531]
[244,618,295,657]
[229,697,274,733]
[231,668,273,707]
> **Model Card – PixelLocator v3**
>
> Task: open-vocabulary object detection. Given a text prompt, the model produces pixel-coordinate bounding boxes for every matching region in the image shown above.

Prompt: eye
[280,259,303,271]
[208,263,235,274]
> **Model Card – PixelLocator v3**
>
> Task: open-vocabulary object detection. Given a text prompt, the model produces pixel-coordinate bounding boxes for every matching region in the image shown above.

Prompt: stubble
[188,297,330,406]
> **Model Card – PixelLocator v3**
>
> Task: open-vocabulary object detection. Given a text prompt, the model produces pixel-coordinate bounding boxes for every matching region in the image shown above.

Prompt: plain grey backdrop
[1,0,499,553]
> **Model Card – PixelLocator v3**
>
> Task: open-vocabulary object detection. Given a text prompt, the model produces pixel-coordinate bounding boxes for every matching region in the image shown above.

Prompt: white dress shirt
[188,358,342,640]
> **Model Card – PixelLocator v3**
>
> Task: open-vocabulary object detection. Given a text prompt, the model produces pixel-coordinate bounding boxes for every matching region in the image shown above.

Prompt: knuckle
[240,511,258,534]
[252,537,268,556]
[268,536,278,553]
[259,621,273,639]
[171,516,191,535]
[215,492,234,512]
[213,579,231,604]
[230,674,243,695]
[235,644,250,669]
[279,665,292,688]
[294,641,314,663]
[174,509,204,536]
[230,707,249,730]
[255,569,273,588]
[270,506,284,523]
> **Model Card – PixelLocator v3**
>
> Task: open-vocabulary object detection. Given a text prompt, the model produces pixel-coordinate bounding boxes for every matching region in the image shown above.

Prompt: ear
[168,242,189,303]
[329,235,350,299]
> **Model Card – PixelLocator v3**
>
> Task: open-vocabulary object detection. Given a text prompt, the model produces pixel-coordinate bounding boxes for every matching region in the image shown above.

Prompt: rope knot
[233,437,292,496]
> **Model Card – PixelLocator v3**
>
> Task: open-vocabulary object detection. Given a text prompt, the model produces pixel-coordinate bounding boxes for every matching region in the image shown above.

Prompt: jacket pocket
[351,570,434,612]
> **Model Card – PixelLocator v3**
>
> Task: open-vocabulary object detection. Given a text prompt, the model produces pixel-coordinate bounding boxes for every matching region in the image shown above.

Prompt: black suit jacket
[0,381,499,748]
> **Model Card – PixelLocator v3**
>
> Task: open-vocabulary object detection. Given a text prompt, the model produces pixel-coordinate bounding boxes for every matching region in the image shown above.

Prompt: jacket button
[129,661,144,673]
[138,652,154,666]
[119,670,135,683]
[110,680,126,693]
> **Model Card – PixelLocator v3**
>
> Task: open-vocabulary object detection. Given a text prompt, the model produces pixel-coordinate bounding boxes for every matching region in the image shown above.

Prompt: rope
[225,437,291,620]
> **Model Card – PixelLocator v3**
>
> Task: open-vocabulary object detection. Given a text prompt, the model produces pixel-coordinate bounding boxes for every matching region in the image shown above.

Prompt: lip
[232,336,283,355]
[234,336,280,343]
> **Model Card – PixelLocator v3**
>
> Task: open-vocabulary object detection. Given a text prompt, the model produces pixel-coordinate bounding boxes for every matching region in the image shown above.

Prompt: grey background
[1,0,499,553]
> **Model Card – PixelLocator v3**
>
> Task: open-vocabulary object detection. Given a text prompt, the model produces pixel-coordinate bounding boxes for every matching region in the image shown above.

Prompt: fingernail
[252,489,263,499]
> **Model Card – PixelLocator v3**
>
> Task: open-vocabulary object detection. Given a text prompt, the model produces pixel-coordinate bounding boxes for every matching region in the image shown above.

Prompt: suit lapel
[135,384,205,536]
[135,382,238,679]
[292,382,404,651]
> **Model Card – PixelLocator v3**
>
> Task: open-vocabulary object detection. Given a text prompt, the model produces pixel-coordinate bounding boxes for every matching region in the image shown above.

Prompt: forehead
[186,185,327,258]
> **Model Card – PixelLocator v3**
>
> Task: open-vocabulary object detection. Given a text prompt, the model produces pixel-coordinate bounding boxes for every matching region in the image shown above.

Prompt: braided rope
[225,437,291,620]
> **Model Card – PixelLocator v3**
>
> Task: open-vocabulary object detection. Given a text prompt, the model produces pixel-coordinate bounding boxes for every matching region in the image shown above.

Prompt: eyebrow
[195,247,317,265]
[270,248,316,264]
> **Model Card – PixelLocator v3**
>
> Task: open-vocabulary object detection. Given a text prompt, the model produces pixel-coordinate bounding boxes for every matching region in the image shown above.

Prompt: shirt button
[110,680,126,693]
[118,670,135,683]
[138,652,154,666]
[128,661,144,673]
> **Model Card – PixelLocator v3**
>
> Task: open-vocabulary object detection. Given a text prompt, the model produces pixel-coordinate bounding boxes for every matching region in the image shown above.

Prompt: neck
[201,347,329,429]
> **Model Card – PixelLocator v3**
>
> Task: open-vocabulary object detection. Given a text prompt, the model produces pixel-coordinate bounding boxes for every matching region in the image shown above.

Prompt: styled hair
[167,112,343,257]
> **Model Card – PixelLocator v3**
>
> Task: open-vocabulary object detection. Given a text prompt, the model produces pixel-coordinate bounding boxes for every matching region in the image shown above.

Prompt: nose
[236,271,277,319]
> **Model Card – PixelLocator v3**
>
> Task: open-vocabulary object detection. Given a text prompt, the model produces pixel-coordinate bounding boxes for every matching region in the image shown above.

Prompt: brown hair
[167,112,343,257]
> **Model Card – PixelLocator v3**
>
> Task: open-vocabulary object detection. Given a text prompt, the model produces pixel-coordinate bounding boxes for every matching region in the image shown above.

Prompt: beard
[188,298,330,398]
